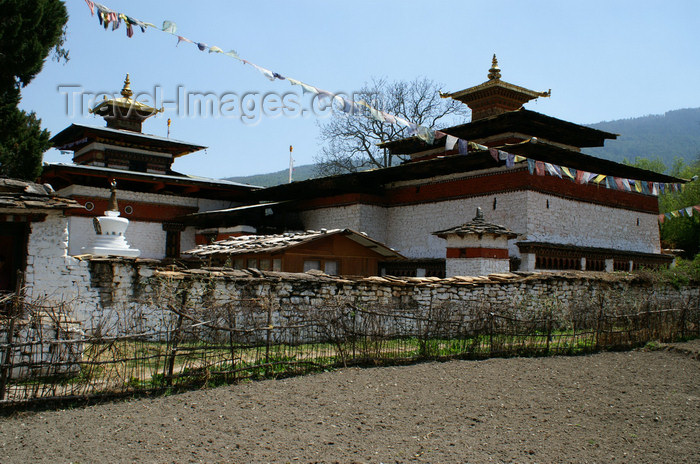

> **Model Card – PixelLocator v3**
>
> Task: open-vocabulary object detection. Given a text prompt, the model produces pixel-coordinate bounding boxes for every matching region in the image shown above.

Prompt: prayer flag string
[82,0,686,197]
[83,1,435,143]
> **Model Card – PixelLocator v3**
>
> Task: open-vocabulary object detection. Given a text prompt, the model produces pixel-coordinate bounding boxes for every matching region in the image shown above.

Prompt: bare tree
[314,77,469,175]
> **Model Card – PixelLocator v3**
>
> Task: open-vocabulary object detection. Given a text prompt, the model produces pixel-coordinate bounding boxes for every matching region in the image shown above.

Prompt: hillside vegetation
[586,107,700,167]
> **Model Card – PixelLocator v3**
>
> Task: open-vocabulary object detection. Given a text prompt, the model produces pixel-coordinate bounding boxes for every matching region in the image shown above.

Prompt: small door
[0,223,29,293]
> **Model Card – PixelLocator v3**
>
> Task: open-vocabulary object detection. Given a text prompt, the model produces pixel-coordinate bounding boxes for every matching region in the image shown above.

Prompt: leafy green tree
[659,157,700,257]
[625,156,700,257]
[622,156,667,174]
[0,0,68,180]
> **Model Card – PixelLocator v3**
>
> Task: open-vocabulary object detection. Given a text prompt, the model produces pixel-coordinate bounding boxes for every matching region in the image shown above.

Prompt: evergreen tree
[0,0,68,180]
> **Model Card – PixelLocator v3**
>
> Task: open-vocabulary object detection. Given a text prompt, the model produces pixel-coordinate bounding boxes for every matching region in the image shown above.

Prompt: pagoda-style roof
[379,109,618,155]
[442,55,551,120]
[40,162,259,201]
[89,74,162,132]
[255,142,682,202]
[50,123,205,158]
[496,139,683,184]
[433,208,518,239]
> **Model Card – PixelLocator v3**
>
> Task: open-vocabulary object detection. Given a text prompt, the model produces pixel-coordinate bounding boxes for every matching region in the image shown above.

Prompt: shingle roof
[185,229,404,259]
[433,208,518,239]
[0,178,82,211]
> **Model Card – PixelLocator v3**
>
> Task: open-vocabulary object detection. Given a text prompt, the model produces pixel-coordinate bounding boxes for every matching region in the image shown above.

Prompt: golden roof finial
[488,54,501,80]
[120,73,133,99]
[108,179,119,212]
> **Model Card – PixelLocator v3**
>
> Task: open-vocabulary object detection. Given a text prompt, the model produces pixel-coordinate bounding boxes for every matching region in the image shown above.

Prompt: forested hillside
[586,107,700,167]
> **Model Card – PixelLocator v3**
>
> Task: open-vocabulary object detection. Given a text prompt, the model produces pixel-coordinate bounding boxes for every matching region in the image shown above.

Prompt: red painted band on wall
[67,196,197,223]
[446,247,509,259]
[296,168,659,214]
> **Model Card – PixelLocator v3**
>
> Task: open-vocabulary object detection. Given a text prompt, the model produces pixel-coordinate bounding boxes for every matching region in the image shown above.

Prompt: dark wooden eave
[50,123,206,157]
[40,163,260,201]
[253,152,501,201]
[255,141,683,202]
[379,109,618,155]
[500,140,684,184]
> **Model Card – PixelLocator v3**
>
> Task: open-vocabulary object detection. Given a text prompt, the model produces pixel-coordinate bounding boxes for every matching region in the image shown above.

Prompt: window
[165,230,180,258]
[259,259,271,271]
[247,258,258,269]
[303,260,321,272]
[234,258,244,269]
[324,260,338,275]
[273,259,282,271]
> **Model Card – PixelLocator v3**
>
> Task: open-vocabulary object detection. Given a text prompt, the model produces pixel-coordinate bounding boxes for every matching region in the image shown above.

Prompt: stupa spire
[120,74,133,99]
[488,54,501,80]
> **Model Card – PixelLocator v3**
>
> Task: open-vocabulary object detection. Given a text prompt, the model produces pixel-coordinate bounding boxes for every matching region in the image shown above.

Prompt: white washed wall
[24,214,98,319]
[298,189,660,259]
[524,191,660,253]
[68,216,164,259]
[446,258,510,277]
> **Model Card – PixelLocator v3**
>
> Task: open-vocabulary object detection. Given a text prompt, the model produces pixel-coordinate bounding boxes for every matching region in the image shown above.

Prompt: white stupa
[82,180,140,258]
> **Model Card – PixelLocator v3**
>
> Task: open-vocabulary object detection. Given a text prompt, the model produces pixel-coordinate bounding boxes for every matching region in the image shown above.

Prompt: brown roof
[433,208,518,239]
[50,124,205,157]
[0,178,82,212]
[185,229,404,259]
[379,109,618,154]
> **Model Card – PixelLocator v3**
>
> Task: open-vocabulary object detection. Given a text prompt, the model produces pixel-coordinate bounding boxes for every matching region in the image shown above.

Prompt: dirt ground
[1,341,698,464]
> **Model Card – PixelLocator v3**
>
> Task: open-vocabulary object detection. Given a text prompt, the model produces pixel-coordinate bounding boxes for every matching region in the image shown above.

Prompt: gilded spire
[488,54,501,80]
[108,179,119,212]
[120,73,133,99]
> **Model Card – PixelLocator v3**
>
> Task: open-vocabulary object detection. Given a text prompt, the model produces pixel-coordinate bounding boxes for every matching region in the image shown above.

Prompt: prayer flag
[162,20,176,34]
[224,50,241,60]
[527,158,536,175]
[561,166,575,180]
[457,139,469,155]
[445,135,458,151]
[545,163,561,178]
[506,152,515,168]
[489,148,499,162]
[535,161,545,176]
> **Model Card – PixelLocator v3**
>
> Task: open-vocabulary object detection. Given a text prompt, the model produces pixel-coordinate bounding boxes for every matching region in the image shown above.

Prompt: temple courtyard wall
[23,253,698,334]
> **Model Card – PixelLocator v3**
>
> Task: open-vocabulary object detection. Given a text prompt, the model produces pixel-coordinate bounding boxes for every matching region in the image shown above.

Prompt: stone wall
[33,258,696,335]
[24,214,97,308]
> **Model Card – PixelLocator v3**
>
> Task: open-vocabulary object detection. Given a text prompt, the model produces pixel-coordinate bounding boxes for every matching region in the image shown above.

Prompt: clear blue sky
[21,0,700,179]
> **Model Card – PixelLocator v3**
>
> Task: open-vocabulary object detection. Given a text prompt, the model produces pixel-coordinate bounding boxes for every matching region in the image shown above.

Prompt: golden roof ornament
[108,179,119,212]
[120,74,133,99]
[488,54,501,80]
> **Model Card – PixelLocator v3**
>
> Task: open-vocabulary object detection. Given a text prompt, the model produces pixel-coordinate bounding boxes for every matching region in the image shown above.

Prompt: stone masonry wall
[31,258,697,335]
[25,214,94,303]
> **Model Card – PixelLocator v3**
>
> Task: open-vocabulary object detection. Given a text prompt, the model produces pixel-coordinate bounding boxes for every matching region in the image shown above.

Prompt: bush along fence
[1,270,699,407]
